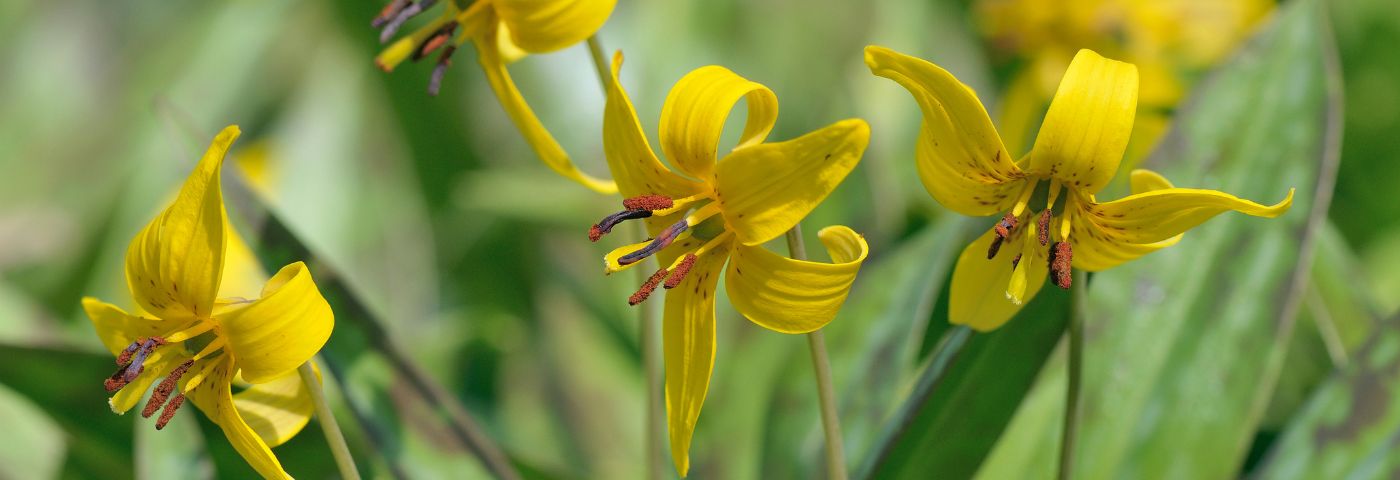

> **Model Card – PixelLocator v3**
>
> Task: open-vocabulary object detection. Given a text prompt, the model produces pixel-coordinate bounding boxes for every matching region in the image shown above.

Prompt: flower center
[102,318,229,430]
[987,179,1077,303]
[589,194,731,305]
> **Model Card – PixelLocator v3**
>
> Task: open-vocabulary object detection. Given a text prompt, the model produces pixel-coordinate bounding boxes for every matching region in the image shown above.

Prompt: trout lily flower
[81,126,334,479]
[865,46,1293,331]
[590,52,870,476]
[373,0,618,193]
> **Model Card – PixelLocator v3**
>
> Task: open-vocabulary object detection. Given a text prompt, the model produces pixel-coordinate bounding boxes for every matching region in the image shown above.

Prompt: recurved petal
[216,262,333,384]
[949,228,1048,331]
[494,0,616,53]
[188,357,292,479]
[1027,49,1138,194]
[234,364,316,448]
[725,226,868,333]
[713,119,869,246]
[659,65,779,180]
[661,240,730,477]
[126,125,238,321]
[475,23,618,193]
[604,52,707,200]
[864,45,1026,217]
[1069,169,1181,271]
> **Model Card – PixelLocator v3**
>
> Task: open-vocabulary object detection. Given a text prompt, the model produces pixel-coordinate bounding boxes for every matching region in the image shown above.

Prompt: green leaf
[0,345,134,478]
[1253,312,1400,479]
[978,0,1342,478]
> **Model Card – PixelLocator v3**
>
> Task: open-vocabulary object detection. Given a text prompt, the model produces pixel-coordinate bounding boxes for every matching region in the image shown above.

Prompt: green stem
[1058,285,1084,480]
[298,360,361,480]
[632,221,665,479]
[786,225,849,480]
[586,36,612,92]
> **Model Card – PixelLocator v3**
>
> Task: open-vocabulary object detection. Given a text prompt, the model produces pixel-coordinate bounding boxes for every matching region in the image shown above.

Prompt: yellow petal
[949,227,1048,331]
[1128,168,1174,194]
[712,119,869,246]
[474,22,617,193]
[125,125,238,321]
[215,262,333,384]
[603,230,696,274]
[1027,49,1138,194]
[725,226,868,333]
[1070,187,1293,271]
[82,297,170,356]
[659,65,779,180]
[493,0,616,53]
[603,51,707,200]
[661,239,732,477]
[188,357,291,479]
[110,349,177,414]
[864,45,1026,217]
[217,221,269,301]
[234,364,316,448]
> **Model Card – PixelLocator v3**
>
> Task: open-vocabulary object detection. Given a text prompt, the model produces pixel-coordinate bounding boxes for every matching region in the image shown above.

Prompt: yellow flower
[590,52,870,476]
[82,126,335,479]
[373,0,618,193]
[865,46,1294,331]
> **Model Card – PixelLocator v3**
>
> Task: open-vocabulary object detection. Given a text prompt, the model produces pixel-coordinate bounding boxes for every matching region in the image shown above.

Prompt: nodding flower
[589,51,871,477]
[82,125,334,480]
[371,0,620,193]
[866,45,1293,332]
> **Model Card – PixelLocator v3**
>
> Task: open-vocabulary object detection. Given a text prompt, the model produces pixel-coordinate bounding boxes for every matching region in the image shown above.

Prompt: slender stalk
[1058,285,1084,480]
[786,225,849,480]
[586,36,612,92]
[633,221,665,480]
[299,360,361,480]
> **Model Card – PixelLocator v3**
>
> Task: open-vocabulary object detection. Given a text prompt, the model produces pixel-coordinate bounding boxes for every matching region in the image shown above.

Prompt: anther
[1037,210,1051,246]
[664,254,698,289]
[116,339,143,366]
[413,21,458,61]
[428,46,457,97]
[994,213,1018,239]
[1049,242,1073,289]
[378,0,438,44]
[155,394,185,430]
[1011,254,1022,269]
[623,195,674,211]
[629,268,670,305]
[619,220,689,265]
[142,361,194,418]
[590,209,654,242]
[372,0,411,28]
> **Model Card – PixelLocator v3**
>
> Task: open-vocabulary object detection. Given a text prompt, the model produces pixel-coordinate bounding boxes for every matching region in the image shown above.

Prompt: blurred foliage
[0,0,1395,478]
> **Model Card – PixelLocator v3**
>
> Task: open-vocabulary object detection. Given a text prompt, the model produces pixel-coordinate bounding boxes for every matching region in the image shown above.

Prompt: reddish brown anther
[629,268,670,305]
[142,361,193,418]
[994,213,1018,239]
[623,195,674,211]
[1037,210,1051,246]
[1011,253,1022,269]
[155,394,185,430]
[414,21,458,61]
[987,236,1005,260]
[1049,242,1073,288]
[664,254,698,289]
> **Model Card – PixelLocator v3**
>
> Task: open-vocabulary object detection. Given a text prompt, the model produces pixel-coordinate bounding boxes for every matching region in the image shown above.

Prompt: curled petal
[215,262,333,384]
[126,125,238,321]
[713,119,870,246]
[864,45,1026,216]
[475,22,617,193]
[234,365,317,448]
[725,226,868,333]
[188,357,292,479]
[493,0,616,53]
[949,228,1048,331]
[1027,49,1138,194]
[660,65,779,180]
[661,239,731,477]
[1071,186,1293,271]
[603,52,707,202]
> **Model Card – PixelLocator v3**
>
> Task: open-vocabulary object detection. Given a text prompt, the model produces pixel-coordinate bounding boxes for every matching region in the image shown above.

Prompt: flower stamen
[428,46,458,96]
[664,254,698,289]
[1049,241,1073,288]
[142,360,193,418]
[988,213,1018,259]
[1037,210,1052,246]
[155,394,185,430]
[630,268,671,305]
[378,0,438,43]
[589,195,678,242]
[619,220,689,266]
[105,337,166,391]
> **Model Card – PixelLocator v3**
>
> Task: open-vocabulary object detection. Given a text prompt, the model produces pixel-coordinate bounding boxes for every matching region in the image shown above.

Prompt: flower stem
[1058,285,1084,480]
[298,360,361,480]
[586,35,612,92]
[786,225,849,480]
[633,221,665,479]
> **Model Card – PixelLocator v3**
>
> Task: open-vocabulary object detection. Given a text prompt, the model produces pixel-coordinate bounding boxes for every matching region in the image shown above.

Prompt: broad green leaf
[978,0,1340,478]
[0,382,66,480]
[0,345,134,478]
[1253,312,1400,479]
